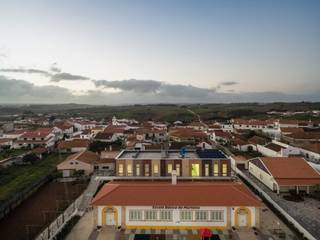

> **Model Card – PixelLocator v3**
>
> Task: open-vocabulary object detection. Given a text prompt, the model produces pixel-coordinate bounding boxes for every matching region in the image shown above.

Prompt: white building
[92,181,262,229]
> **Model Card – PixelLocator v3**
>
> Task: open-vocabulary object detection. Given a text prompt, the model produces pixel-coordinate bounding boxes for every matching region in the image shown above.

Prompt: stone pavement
[66,211,95,240]
[243,170,320,239]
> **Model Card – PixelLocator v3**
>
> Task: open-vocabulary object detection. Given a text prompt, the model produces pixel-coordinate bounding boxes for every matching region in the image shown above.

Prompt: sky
[0,0,319,104]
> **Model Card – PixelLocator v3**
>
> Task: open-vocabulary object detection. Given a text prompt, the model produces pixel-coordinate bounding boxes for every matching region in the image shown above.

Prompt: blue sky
[0,0,319,104]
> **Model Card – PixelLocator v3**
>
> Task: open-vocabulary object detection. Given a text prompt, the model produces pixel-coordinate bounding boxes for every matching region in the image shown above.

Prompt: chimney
[171,170,177,185]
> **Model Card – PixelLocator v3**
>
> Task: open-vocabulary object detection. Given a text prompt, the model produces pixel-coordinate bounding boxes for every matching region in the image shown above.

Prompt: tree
[22,153,40,164]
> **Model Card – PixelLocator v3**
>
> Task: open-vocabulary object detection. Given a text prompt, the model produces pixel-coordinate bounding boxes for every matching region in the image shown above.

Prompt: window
[210,211,224,222]
[191,164,200,177]
[145,164,150,176]
[195,211,208,221]
[153,164,159,175]
[127,164,133,176]
[176,164,181,176]
[129,210,142,221]
[136,164,140,176]
[205,164,210,177]
[118,164,124,176]
[180,211,193,221]
[159,210,172,221]
[222,163,227,176]
[167,163,173,174]
[213,162,219,176]
[144,210,157,221]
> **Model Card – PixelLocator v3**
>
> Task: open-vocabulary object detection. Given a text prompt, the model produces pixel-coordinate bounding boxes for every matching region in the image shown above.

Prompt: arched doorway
[235,207,251,227]
[101,207,118,226]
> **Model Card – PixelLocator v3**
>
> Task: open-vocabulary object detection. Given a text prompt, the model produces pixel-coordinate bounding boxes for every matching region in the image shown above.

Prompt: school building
[91,181,262,230]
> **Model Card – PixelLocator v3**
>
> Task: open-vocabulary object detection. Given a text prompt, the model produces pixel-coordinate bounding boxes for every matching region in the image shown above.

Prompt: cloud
[220,81,238,86]
[0,75,319,105]
[94,79,215,98]
[50,63,61,73]
[0,67,90,82]
[215,81,239,91]
[0,75,73,103]
[0,68,51,76]
[95,79,162,92]
[50,72,90,82]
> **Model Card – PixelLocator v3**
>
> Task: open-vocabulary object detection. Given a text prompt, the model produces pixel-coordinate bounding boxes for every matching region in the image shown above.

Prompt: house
[94,132,118,143]
[13,128,57,149]
[55,121,74,137]
[299,143,320,164]
[257,142,285,157]
[32,147,48,159]
[97,151,121,172]
[74,120,97,131]
[169,128,208,143]
[135,128,167,143]
[276,119,310,128]
[232,119,274,131]
[58,139,90,153]
[57,150,100,177]
[210,130,232,144]
[248,157,320,194]
[0,138,14,149]
[231,137,253,152]
[91,181,262,229]
[282,131,320,145]
[115,149,230,178]
[230,155,250,170]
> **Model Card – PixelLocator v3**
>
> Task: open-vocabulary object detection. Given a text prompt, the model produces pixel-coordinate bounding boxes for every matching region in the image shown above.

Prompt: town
[0,103,319,240]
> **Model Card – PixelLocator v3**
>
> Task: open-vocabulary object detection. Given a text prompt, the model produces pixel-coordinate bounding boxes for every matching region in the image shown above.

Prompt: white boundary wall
[236,168,316,240]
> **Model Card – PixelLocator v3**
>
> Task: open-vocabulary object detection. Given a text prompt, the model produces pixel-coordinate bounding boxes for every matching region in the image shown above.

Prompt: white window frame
[180,210,193,221]
[144,210,158,221]
[195,210,208,221]
[210,210,224,222]
[159,210,172,221]
[129,210,142,221]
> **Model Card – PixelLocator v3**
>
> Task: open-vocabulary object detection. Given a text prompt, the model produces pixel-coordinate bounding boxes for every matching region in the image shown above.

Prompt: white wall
[249,161,276,191]
[124,206,227,227]
[257,145,280,157]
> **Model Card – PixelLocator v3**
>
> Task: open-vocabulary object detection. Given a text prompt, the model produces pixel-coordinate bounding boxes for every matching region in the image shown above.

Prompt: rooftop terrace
[116,149,227,160]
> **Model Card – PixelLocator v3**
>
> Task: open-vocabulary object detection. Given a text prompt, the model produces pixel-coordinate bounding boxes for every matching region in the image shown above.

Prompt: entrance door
[106,210,115,225]
[238,212,248,227]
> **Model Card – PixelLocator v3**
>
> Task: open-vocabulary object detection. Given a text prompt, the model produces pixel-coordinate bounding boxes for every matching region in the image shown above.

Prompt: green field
[1,102,319,123]
[0,149,29,161]
[0,153,69,203]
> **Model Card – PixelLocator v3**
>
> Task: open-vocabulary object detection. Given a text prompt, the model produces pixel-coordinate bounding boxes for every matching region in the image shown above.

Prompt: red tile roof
[302,143,320,154]
[21,128,53,139]
[58,139,90,149]
[65,150,100,164]
[259,157,320,186]
[91,181,262,207]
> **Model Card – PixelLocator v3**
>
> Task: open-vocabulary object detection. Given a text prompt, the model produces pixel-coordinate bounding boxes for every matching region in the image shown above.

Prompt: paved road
[187,109,209,128]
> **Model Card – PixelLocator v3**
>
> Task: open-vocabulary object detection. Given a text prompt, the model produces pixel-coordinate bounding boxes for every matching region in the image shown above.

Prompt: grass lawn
[0,153,70,203]
[0,148,29,161]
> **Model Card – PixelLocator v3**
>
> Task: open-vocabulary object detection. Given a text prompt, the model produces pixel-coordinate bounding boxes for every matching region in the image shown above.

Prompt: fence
[35,193,84,240]
[236,168,316,240]
[0,175,52,220]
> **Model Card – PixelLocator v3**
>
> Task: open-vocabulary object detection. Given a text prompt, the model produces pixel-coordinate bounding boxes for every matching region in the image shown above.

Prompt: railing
[236,168,316,240]
[95,175,235,181]
[35,194,83,240]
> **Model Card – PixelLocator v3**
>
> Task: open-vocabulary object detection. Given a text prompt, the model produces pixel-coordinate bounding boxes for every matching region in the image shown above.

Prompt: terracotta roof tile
[91,181,262,207]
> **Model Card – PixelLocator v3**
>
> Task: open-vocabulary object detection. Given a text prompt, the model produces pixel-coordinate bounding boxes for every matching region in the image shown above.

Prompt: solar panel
[196,149,226,159]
